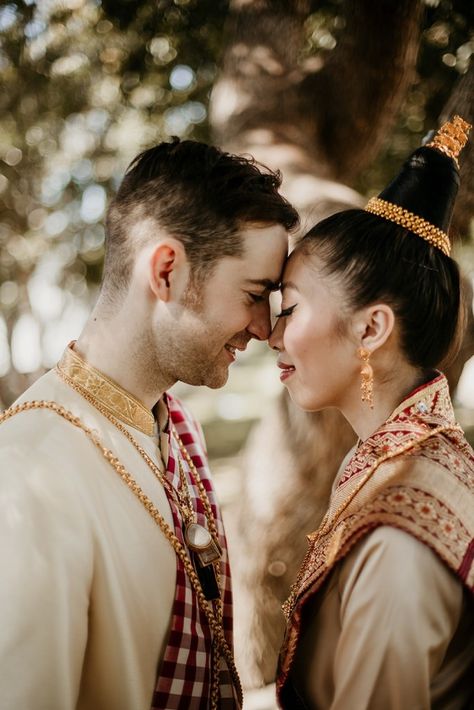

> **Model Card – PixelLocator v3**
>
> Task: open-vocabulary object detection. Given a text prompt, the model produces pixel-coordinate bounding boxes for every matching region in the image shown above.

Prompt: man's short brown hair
[102,138,299,299]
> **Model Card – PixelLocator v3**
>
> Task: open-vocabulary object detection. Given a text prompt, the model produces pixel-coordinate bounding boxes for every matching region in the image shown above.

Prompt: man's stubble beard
[154,320,230,389]
[146,282,231,390]
[178,278,233,388]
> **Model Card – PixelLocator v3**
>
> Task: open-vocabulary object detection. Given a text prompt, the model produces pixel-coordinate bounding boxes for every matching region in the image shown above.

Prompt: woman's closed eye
[276,304,297,318]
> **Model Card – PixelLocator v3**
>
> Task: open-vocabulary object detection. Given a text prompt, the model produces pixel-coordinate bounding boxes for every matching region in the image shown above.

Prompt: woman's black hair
[299,145,464,371]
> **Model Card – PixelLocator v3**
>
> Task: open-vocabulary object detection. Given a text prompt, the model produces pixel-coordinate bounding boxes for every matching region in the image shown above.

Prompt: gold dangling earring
[357,347,374,409]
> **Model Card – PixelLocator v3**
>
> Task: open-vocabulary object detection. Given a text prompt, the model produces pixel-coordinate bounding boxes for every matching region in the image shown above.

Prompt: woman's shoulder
[336,525,465,637]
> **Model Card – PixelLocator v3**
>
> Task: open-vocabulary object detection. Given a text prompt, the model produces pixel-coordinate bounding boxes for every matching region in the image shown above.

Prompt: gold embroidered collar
[389,371,454,424]
[57,343,155,436]
[337,372,456,489]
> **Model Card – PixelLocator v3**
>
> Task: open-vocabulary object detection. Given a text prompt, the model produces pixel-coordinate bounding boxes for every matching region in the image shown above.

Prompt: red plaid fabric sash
[151,394,238,709]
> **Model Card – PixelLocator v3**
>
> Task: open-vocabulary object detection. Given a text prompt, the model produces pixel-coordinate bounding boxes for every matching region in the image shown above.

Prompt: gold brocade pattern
[57,343,155,436]
[426,114,471,167]
[291,485,471,615]
[337,373,455,488]
[365,197,451,256]
[277,373,474,697]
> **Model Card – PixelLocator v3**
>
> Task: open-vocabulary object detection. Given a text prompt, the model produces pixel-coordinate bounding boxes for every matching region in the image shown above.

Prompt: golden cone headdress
[426,115,471,168]
[365,115,471,257]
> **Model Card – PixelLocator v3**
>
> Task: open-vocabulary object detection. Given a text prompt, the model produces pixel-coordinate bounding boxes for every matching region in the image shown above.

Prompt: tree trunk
[211,0,423,225]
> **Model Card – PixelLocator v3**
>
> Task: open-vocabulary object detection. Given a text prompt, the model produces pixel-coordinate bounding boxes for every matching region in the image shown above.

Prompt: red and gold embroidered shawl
[277,373,474,702]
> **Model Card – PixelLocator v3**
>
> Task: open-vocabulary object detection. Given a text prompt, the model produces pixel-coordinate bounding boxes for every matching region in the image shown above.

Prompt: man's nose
[247,301,272,341]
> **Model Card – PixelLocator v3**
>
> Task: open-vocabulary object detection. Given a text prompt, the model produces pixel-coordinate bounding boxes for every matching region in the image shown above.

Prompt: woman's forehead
[281,249,311,288]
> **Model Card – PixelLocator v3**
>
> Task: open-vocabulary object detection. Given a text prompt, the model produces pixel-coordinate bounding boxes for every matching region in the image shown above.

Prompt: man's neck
[75,317,171,411]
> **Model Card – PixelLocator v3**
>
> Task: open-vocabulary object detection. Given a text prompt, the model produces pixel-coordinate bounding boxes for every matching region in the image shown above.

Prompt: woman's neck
[342,363,428,443]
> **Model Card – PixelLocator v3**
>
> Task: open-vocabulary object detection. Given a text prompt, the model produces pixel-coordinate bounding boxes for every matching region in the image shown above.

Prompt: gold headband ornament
[364,115,471,257]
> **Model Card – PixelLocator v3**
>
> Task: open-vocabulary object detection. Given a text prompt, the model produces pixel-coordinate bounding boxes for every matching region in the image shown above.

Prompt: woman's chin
[288,388,326,412]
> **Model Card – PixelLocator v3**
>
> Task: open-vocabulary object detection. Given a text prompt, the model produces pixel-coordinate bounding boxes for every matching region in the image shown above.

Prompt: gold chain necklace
[57,367,223,569]
[282,423,461,618]
[0,398,242,709]
[56,365,225,592]
[53,368,237,706]
[170,426,223,568]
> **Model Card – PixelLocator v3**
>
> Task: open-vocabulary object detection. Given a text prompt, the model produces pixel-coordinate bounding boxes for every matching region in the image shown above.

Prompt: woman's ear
[148,239,188,302]
[355,303,395,354]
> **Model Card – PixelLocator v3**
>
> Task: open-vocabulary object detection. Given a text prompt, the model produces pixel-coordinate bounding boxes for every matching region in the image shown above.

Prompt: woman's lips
[278,361,295,382]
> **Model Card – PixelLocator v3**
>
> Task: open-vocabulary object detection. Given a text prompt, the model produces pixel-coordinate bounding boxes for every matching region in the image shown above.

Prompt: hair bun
[379,146,459,234]
[365,116,471,255]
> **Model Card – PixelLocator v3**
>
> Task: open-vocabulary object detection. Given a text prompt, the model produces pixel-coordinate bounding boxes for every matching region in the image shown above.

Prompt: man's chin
[205,372,229,389]
[202,365,229,389]
[180,365,229,389]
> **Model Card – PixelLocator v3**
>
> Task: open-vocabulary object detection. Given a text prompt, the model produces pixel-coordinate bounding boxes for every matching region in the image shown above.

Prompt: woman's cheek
[282,322,295,352]
[284,322,306,360]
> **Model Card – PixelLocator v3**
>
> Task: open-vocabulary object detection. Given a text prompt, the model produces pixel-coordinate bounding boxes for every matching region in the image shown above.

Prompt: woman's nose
[268,317,283,351]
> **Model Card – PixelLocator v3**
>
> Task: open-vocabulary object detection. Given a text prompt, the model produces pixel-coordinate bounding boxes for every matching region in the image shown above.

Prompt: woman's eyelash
[275,304,296,318]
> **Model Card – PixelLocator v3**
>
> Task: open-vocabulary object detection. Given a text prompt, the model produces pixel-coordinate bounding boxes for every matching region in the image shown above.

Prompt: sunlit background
[1,3,473,708]
[1,0,473,455]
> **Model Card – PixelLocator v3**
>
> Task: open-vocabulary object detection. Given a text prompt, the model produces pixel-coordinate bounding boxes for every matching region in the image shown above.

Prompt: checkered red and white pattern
[151,393,239,709]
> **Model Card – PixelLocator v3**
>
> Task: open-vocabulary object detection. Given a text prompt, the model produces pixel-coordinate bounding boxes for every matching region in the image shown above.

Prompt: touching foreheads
[101,139,299,302]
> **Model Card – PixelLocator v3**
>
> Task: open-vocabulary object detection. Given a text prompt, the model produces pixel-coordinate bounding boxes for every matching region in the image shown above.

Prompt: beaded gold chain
[55,368,225,614]
[54,367,237,706]
[56,366,220,546]
[0,398,242,709]
[282,423,461,618]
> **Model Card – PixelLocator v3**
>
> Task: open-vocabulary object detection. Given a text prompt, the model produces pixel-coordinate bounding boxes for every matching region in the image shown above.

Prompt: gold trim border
[57,344,155,436]
[365,197,451,257]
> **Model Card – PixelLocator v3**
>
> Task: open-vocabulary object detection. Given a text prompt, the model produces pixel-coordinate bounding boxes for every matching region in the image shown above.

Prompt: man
[0,139,299,710]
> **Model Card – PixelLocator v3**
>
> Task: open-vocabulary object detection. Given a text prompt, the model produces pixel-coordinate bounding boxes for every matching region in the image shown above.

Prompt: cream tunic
[291,453,474,709]
[0,369,178,710]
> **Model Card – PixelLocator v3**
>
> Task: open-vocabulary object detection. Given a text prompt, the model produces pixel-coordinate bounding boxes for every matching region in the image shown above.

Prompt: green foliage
[0,0,229,384]
[0,0,471,389]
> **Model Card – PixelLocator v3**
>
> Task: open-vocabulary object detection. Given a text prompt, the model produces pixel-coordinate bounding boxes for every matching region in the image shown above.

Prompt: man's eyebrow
[245,278,280,292]
[281,280,299,292]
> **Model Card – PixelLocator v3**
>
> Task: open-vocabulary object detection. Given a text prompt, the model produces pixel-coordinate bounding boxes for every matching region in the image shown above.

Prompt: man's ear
[148,239,187,302]
[355,303,395,354]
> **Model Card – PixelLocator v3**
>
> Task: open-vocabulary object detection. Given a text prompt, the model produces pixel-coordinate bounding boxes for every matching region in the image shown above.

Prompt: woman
[270,116,474,709]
